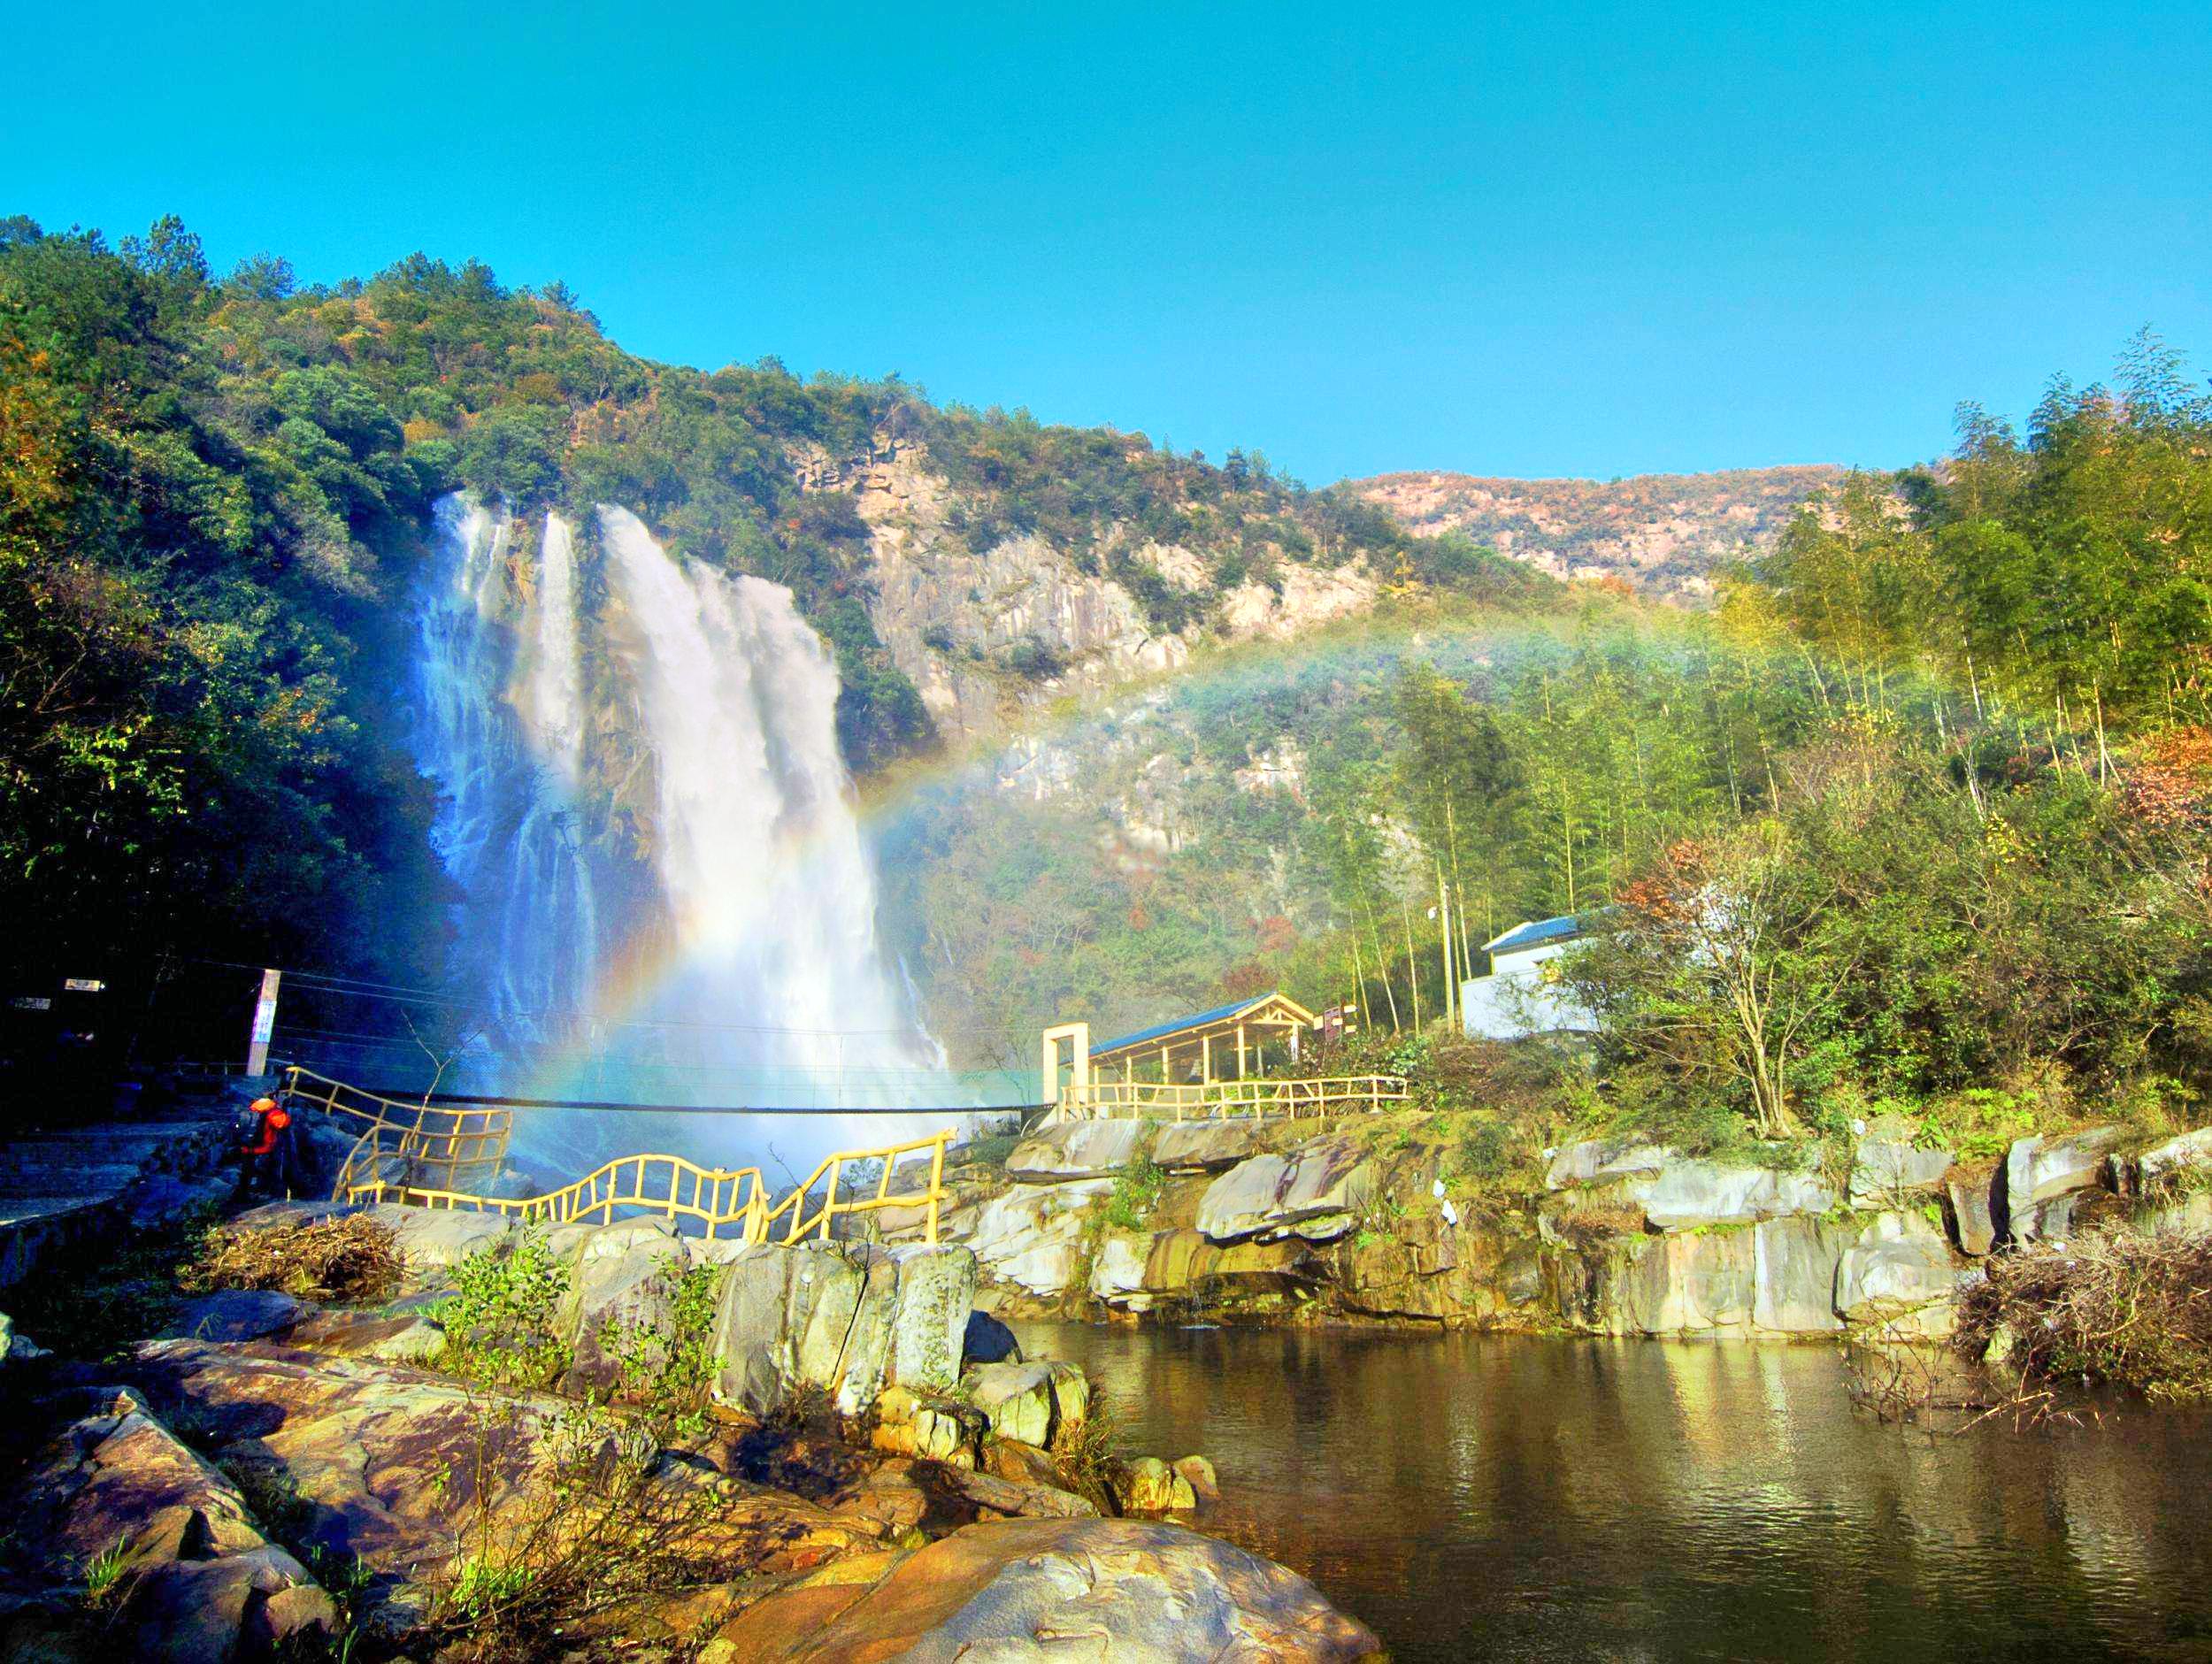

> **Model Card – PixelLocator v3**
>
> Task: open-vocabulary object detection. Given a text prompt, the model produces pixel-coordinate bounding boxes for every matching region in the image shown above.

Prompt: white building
[1460,914,1598,1041]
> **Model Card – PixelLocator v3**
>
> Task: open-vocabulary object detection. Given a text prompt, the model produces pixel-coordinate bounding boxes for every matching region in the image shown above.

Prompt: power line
[173,954,1033,1039]
[366,1088,1045,1117]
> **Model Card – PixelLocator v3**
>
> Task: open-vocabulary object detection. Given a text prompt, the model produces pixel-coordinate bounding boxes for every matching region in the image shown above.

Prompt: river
[1012,1321,2212,1662]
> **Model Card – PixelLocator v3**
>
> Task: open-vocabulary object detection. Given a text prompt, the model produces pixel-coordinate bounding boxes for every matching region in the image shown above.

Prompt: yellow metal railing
[286,1066,956,1244]
[281,1065,512,1199]
[334,1122,955,1245]
[755,1131,952,1245]
[1059,1074,1408,1122]
[344,1152,773,1239]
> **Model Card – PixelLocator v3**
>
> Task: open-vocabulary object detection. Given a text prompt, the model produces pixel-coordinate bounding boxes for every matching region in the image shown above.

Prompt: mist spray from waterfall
[406,493,949,1182]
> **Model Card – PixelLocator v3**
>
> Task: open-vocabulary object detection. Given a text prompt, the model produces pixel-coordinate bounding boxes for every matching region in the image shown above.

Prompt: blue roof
[1091,993,1286,1058]
[1484,915,1582,955]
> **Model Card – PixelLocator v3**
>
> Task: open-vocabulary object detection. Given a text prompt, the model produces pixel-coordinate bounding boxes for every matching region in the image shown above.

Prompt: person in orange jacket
[239,1094,296,1198]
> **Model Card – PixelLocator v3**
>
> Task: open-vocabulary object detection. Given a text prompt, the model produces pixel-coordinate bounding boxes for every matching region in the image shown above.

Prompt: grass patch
[1100,1154,1166,1231]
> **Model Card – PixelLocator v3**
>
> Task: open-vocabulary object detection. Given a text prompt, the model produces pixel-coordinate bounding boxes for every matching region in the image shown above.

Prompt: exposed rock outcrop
[707,1516,1382,1662]
[1196,1137,1375,1245]
[2005,1127,2126,1244]
[8,1384,335,1661]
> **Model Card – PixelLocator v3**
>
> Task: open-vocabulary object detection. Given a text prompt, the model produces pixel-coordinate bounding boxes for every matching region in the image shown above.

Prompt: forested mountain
[0,212,1548,997]
[9,210,2212,1154]
[1356,465,1844,602]
[891,332,2212,1157]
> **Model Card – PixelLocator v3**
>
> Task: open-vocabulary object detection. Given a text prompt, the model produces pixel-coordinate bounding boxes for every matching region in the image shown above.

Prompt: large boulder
[2139,1126,2212,1185]
[1751,1215,1851,1332]
[706,1517,1382,1662]
[1088,1231,1153,1308]
[1944,1167,2001,1256]
[1835,1212,1965,1338]
[710,1242,975,1416]
[1197,1137,1375,1244]
[2005,1127,2125,1243]
[1118,1455,1197,1514]
[1588,1230,1755,1335]
[1848,1118,1953,1207]
[560,1232,694,1397]
[963,1180,1111,1295]
[963,1360,1090,1448]
[1624,1159,1835,1232]
[1005,1120,1148,1183]
[12,1385,334,1661]
[961,1309,1022,1367]
[363,1203,517,1291]
[887,1244,978,1394]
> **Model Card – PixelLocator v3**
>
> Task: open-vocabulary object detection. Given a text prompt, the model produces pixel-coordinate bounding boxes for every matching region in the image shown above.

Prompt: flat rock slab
[1197,1137,1374,1244]
[710,1516,1381,1662]
[12,1385,334,1660]
[1006,1120,1147,1183]
[120,1338,874,1636]
[1625,1159,1835,1232]
[1544,1139,1671,1191]
[1152,1119,1291,1173]
[165,1288,303,1344]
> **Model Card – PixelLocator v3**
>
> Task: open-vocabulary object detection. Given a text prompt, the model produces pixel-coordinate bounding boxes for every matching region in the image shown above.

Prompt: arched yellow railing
[284,1068,956,1245]
[280,1065,512,1198]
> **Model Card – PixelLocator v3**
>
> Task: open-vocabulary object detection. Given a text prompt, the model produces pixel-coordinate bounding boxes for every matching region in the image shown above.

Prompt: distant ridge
[1352,464,1847,603]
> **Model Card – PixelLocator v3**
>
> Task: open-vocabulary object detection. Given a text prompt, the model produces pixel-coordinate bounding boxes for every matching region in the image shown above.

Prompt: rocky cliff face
[803,435,1379,749]
[1352,465,1845,603]
[907,1112,2212,1345]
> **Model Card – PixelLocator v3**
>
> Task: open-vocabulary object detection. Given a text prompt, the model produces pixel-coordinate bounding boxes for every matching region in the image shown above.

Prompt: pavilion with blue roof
[1086,990,1320,1084]
[1038,987,1382,1119]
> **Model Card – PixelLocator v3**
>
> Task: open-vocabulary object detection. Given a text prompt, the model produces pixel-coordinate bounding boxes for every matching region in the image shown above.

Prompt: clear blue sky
[10,2,2209,483]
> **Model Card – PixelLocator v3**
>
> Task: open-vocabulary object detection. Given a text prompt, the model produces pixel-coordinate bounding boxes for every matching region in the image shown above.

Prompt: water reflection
[1014,1323,2212,1662]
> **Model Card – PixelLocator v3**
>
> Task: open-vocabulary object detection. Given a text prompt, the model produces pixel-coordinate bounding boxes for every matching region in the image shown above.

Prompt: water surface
[1014,1321,2212,1662]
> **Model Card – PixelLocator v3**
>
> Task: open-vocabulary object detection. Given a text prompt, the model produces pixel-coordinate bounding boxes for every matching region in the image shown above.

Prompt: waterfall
[595,505,944,1126]
[406,493,943,1176]
[411,498,601,1044]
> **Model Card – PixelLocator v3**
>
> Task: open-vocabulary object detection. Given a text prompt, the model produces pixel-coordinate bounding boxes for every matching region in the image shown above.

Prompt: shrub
[432,1231,572,1392]
[1955,1228,2212,1403]
[1101,1154,1165,1231]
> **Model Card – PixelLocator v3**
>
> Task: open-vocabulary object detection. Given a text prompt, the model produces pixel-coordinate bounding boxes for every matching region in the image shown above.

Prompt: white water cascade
[405,493,944,1173]
[413,497,601,1036]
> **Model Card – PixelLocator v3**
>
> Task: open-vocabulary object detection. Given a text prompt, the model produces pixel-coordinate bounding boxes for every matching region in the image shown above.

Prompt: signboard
[11,996,52,1011]
[63,978,105,993]
[246,968,282,1074]
[1321,1004,1346,1040]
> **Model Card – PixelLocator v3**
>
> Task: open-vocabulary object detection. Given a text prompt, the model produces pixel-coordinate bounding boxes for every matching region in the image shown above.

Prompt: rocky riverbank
[0,1200,1380,1661]
[896,1109,2212,1346]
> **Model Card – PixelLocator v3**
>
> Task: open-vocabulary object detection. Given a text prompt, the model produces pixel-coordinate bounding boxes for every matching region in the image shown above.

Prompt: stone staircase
[0,1082,250,1287]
